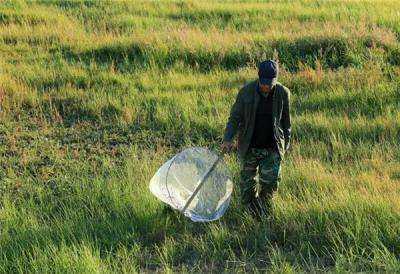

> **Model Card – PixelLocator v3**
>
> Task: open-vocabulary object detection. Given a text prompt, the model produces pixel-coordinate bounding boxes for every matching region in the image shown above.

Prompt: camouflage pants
[239,147,282,216]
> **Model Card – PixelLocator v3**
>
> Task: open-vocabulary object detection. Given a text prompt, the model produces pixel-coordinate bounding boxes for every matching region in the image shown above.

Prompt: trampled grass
[0,0,399,272]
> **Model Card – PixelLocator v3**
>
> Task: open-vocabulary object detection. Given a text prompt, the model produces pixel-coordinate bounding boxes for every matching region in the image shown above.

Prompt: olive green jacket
[223,79,291,161]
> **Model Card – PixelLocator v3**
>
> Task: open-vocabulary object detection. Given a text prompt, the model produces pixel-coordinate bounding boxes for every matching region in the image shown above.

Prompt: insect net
[149,147,233,222]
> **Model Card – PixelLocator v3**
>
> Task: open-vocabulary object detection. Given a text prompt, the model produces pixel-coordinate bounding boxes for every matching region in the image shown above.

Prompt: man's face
[259,82,271,94]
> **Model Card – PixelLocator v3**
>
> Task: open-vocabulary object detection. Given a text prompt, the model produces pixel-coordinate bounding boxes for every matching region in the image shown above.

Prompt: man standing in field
[221,60,291,219]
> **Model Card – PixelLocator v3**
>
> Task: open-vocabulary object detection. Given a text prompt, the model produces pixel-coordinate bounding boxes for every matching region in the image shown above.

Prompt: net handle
[181,151,224,213]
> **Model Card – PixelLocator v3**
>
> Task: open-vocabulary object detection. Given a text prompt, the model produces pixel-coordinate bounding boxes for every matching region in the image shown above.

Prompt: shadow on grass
[3,188,399,272]
[53,35,398,73]
[30,96,123,127]
[293,87,400,119]
[0,180,213,272]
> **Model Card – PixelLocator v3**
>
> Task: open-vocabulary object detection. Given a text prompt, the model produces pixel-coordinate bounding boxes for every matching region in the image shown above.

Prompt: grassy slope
[0,0,400,272]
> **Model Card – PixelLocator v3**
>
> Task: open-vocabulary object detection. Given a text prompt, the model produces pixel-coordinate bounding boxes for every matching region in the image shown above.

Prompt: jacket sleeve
[281,88,291,151]
[223,90,244,142]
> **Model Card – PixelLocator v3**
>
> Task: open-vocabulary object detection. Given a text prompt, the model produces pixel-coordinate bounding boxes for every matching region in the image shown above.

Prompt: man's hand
[221,141,234,154]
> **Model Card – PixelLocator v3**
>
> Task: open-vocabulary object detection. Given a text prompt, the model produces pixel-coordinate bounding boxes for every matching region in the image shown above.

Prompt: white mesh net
[149,147,233,222]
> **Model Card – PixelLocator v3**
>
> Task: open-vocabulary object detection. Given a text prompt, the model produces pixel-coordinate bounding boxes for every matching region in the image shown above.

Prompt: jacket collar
[255,80,276,101]
[253,80,278,119]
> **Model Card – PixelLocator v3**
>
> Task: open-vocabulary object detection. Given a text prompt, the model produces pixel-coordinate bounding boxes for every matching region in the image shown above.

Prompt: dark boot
[248,195,274,221]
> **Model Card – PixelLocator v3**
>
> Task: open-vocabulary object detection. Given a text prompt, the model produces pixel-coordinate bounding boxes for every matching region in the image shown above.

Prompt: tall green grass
[1,0,399,272]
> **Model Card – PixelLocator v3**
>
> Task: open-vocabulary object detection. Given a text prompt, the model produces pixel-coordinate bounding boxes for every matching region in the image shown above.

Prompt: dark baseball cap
[258,60,278,87]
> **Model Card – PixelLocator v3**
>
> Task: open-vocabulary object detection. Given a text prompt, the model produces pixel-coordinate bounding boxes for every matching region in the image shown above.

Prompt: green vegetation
[1,0,399,272]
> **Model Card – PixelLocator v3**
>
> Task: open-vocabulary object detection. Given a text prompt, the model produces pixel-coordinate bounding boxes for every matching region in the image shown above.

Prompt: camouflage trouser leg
[239,148,282,216]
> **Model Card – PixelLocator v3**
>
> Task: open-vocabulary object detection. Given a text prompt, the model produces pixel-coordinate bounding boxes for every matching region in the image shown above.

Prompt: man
[221,60,291,218]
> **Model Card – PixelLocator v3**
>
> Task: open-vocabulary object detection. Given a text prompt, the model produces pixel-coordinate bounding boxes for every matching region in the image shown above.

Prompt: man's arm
[281,88,291,151]
[223,90,244,143]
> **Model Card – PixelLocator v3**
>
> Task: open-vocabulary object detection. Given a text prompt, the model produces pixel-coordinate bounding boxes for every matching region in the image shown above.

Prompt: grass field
[1,0,400,272]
